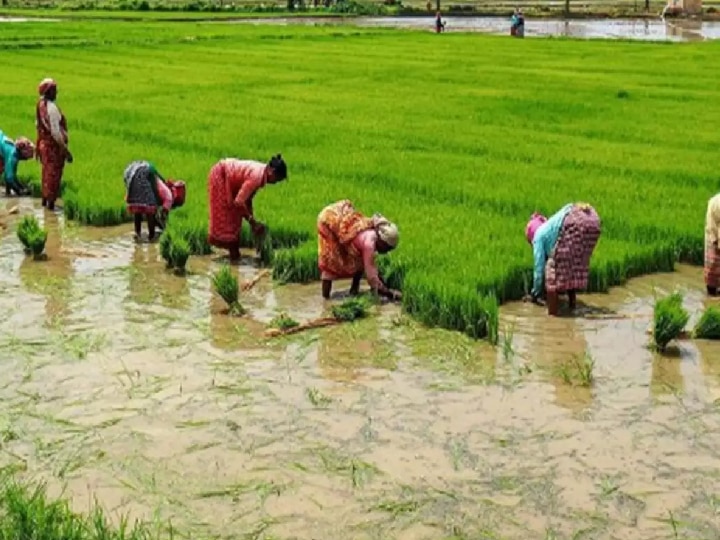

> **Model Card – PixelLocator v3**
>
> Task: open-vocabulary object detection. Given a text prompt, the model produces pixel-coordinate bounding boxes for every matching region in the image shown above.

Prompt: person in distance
[36,78,72,211]
[317,199,402,301]
[0,130,35,196]
[524,202,602,315]
[207,154,287,263]
[123,160,185,241]
[704,192,720,296]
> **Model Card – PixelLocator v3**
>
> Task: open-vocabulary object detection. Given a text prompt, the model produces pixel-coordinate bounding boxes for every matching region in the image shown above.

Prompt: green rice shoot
[28,227,48,260]
[269,311,300,330]
[212,264,244,316]
[652,292,689,352]
[693,306,720,340]
[169,235,190,274]
[332,297,369,322]
[17,215,42,252]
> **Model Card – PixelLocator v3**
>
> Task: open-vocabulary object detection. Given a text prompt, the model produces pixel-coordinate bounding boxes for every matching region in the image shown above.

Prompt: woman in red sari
[36,78,72,211]
[207,154,287,261]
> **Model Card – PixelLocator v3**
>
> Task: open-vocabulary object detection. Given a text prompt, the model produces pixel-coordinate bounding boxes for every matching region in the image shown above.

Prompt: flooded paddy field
[1,200,719,539]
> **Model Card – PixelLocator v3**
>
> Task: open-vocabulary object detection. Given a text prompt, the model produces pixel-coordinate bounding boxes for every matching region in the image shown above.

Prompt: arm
[531,240,547,298]
[709,199,720,245]
[3,148,18,186]
[358,236,397,298]
[46,102,68,149]
[234,177,261,222]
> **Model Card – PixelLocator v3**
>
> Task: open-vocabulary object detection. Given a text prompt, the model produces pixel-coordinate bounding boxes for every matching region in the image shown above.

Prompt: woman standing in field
[0,130,35,196]
[704,193,720,296]
[207,155,287,262]
[317,199,402,301]
[525,202,602,315]
[36,78,72,211]
[124,160,185,241]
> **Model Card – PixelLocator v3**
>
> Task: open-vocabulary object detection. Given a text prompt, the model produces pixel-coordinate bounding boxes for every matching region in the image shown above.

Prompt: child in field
[123,160,185,241]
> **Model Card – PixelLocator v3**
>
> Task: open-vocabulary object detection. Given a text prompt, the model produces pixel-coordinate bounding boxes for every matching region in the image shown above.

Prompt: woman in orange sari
[317,199,401,301]
[36,78,72,211]
[207,154,287,261]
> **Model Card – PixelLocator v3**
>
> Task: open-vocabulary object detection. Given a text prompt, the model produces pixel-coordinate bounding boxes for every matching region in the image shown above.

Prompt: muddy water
[1,199,719,539]
[225,15,720,41]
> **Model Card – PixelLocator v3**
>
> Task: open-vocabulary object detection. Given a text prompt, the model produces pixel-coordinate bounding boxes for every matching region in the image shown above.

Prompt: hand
[66,150,73,164]
[388,289,402,301]
[251,221,266,238]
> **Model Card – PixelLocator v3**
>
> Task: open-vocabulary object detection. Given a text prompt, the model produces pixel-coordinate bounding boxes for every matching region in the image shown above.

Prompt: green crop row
[2,21,719,340]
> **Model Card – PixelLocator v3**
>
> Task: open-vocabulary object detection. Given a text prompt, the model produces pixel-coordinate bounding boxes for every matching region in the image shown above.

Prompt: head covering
[525,212,547,244]
[38,78,57,97]
[14,137,35,160]
[373,213,399,249]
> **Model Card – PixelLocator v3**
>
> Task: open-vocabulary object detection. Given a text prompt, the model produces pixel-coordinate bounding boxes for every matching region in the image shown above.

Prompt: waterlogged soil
[1,199,720,539]
[224,15,720,41]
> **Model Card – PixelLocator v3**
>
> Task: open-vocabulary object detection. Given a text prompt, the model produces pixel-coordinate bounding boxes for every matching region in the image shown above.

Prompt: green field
[2,20,720,341]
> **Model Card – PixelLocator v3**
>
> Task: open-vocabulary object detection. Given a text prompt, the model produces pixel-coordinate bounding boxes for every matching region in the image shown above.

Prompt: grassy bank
[2,21,719,340]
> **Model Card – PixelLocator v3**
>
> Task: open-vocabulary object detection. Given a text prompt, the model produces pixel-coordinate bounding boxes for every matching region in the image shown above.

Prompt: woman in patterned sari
[525,202,602,315]
[0,130,35,196]
[123,160,180,241]
[36,78,72,211]
[317,199,401,301]
[704,193,720,296]
[207,154,287,261]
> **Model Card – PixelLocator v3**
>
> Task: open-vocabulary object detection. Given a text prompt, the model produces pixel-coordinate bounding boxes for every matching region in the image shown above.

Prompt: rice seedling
[269,311,300,330]
[556,351,595,387]
[169,235,190,274]
[16,214,42,253]
[212,264,244,316]
[693,306,720,340]
[331,297,369,322]
[652,292,690,352]
[2,20,719,341]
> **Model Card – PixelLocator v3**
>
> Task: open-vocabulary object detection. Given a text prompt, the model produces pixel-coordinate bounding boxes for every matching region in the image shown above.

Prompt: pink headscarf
[38,78,57,97]
[525,212,547,244]
[14,137,35,160]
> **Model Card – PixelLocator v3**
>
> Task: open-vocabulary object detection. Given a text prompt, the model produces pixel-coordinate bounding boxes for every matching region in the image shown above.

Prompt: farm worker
[704,193,720,296]
[511,8,525,37]
[317,199,402,301]
[207,154,288,262]
[525,202,602,315]
[123,160,184,240]
[435,11,445,33]
[0,130,35,197]
[36,78,72,211]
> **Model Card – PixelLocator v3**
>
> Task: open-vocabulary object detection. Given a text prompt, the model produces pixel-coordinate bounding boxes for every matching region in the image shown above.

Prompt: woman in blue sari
[0,130,35,197]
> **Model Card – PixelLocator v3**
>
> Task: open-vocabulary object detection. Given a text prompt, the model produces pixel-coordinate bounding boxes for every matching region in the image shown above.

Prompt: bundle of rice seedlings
[212,264,244,316]
[652,292,689,352]
[256,232,274,267]
[269,311,299,330]
[17,215,41,253]
[693,306,720,340]
[159,230,173,268]
[27,227,48,261]
[331,297,369,322]
[169,236,190,274]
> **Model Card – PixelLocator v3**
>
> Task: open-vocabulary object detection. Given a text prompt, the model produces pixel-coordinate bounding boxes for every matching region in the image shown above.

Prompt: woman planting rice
[207,155,287,262]
[123,160,185,241]
[36,78,72,211]
[318,199,402,301]
[0,130,34,196]
[525,202,601,315]
[704,193,720,296]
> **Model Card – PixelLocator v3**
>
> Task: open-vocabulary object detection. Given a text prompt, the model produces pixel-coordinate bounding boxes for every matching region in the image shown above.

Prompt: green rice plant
[3,21,720,341]
[0,475,162,540]
[27,227,48,261]
[169,235,190,274]
[257,231,274,267]
[212,264,244,316]
[555,351,595,387]
[652,292,690,352]
[269,311,299,330]
[693,306,720,340]
[16,215,42,253]
[331,297,369,322]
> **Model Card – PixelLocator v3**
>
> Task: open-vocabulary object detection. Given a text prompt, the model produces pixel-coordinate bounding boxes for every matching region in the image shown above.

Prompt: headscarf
[38,78,57,97]
[372,213,399,249]
[525,212,547,244]
[14,137,35,160]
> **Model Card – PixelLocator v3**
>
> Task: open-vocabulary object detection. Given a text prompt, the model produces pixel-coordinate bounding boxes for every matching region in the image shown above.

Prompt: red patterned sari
[36,98,69,206]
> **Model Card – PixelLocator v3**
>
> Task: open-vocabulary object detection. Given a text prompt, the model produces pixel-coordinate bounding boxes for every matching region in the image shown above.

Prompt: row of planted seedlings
[651,291,720,352]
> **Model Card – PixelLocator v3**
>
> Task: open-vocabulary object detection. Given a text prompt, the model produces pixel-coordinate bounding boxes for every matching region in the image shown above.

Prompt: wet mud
[1,199,719,539]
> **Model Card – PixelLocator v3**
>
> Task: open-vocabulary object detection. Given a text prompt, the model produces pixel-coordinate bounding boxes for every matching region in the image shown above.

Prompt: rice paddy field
[2,17,720,540]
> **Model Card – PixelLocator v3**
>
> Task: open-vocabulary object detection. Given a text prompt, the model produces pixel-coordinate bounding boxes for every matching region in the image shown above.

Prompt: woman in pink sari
[207,154,287,261]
